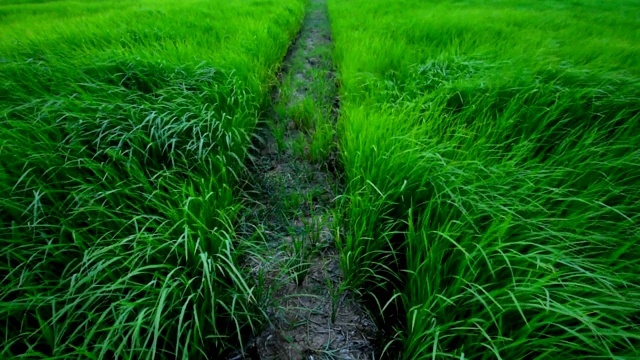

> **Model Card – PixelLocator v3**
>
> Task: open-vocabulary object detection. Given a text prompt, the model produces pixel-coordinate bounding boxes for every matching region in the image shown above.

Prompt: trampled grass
[0,0,304,358]
[328,0,640,358]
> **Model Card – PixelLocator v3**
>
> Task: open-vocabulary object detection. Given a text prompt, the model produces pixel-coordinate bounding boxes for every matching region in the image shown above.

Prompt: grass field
[2,0,639,358]
[0,0,304,358]
[328,0,640,358]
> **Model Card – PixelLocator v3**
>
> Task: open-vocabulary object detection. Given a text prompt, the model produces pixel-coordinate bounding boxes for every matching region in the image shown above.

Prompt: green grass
[0,0,304,358]
[328,0,640,358]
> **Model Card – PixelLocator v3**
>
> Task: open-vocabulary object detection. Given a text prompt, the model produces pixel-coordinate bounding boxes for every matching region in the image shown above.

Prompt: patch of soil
[231,0,378,359]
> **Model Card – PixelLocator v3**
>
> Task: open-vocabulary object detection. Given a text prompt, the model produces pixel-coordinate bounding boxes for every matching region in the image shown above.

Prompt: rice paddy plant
[0,0,305,358]
[309,118,336,164]
[328,0,640,358]
[285,235,312,287]
[289,97,318,132]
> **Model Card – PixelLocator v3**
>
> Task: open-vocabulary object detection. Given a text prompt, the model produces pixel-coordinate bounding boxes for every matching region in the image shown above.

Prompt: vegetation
[3,0,639,358]
[328,0,640,358]
[0,0,304,358]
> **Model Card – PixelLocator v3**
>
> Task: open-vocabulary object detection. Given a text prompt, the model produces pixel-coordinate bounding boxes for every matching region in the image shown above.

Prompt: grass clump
[0,0,305,358]
[328,0,640,358]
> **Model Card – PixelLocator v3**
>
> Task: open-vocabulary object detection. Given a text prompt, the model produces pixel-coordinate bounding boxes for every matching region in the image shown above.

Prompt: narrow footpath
[236,0,377,359]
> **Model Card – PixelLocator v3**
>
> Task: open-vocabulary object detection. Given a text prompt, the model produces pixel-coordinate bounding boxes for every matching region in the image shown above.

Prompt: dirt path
[234,0,377,359]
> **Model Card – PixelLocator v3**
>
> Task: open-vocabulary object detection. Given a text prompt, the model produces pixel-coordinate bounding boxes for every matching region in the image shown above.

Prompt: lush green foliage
[0,0,304,358]
[328,0,640,358]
